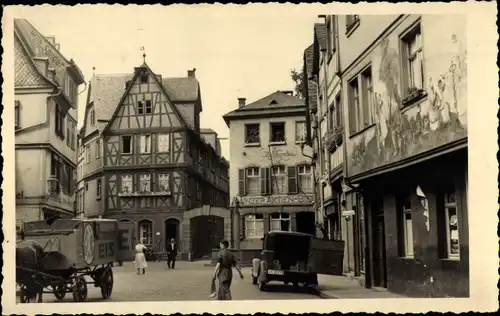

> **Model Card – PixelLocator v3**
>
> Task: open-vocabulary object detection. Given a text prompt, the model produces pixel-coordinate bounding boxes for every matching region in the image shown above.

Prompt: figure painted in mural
[374,93,388,156]
[379,37,401,106]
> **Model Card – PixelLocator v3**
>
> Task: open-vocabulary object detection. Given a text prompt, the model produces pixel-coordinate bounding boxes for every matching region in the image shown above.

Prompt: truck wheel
[293,282,298,287]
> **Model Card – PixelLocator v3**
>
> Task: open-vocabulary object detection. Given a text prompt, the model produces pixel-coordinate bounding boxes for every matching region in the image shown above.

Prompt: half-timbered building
[79,61,229,260]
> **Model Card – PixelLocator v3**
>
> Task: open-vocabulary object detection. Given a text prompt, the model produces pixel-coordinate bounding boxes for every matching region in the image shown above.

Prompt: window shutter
[348,91,355,135]
[239,215,245,241]
[260,167,268,195]
[238,169,246,196]
[287,166,298,194]
[362,83,370,127]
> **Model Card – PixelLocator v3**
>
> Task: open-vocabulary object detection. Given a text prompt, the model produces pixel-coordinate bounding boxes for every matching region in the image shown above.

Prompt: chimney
[281,90,294,96]
[187,68,196,78]
[238,98,246,108]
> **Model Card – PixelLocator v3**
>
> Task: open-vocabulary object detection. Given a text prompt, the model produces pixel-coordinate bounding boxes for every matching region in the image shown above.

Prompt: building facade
[223,91,316,258]
[78,62,230,260]
[14,19,85,230]
[337,14,468,297]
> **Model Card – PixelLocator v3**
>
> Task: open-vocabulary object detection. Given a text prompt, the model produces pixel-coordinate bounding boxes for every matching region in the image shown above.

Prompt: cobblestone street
[23,261,321,302]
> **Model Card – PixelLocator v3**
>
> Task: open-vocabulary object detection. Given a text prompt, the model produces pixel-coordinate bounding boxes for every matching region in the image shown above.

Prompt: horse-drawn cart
[16,218,135,303]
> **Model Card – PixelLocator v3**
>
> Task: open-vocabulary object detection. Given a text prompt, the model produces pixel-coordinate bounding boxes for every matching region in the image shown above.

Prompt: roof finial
[140,46,146,64]
[92,66,96,76]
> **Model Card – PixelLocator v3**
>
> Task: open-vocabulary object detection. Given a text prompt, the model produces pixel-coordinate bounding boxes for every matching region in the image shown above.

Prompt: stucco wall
[342,15,467,178]
[229,115,313,200]
[14,92,50,144]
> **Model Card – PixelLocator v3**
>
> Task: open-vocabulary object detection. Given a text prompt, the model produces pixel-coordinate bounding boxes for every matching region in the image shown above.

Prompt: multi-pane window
[140,135,151,153]
[246,167,260,195]
[121,175,133,193]
[90,109,95,125]
[346,15,360,34]
[442,187,460,259]
[362,68,375,126]
[55,105,65,138]
[270,212,291,231]
[138,101,144,115]
[15,101,20,130]
[271,165,287,194]
[270,122,285,143]
[295,121,307,143]
[85,146,90,163]
[399,194,414,258]
[349,67,374,134]
[121,136,132,154]
[158,174,170,192]
[402,24,424,91]
[96,178,102,199]
[158,133,170,152]
[244,124,260,145]
[326,16,336,54]
[95,139,101,159]
[139,220,153,246]
[145,100,152,114]
[244,214,264,238]
[139,174,151,192]
[297,165,313,193]
[348,78,361,134]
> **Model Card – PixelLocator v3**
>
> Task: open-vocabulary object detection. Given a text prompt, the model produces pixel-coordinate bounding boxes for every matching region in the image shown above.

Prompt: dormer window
[269,100,278,105]
[140,74,148,84]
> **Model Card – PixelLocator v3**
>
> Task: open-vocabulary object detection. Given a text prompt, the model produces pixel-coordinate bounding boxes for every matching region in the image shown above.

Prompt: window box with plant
[244,123,260,147]
[402,86,427,107]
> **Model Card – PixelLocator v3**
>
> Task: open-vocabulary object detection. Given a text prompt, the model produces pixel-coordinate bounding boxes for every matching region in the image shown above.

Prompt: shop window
[440,186,460,259]
[244,214,264,238]
[270,212,291,232]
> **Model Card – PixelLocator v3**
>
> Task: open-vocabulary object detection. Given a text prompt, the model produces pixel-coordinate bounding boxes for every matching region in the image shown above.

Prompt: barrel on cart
[16,218,135,303]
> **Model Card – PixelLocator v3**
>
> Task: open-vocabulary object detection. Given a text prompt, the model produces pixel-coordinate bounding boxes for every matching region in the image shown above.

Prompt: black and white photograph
[2,2,498,315]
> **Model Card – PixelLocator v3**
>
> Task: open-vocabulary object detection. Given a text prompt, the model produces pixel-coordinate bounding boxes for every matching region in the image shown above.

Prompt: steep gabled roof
[14,31,56,89]
[83,68,201,136]
[14,18,85,85]
[223,90,306,126]
[314,23,327,51]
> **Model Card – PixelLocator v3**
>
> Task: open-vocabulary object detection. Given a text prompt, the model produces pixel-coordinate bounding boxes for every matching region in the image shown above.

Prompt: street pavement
[20,261,321,302]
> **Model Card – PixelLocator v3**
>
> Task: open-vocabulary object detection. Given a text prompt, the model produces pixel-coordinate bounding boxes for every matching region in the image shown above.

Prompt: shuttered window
[287,166,298,194]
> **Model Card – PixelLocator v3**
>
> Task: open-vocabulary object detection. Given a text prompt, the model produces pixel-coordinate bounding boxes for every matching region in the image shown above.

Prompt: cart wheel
[100,267,114,300]
[72,276,88,302]
[19,285,36,303]
[53,284,66,301]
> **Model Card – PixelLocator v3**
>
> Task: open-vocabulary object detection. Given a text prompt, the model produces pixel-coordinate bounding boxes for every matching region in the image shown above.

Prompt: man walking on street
[167,238,177,269]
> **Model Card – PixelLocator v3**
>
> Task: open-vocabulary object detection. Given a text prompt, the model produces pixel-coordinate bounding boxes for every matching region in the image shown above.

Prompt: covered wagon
[16,218,135,303]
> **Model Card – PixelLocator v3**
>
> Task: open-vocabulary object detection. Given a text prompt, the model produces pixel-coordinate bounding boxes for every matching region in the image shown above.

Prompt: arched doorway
[164,218,180,251]
[138,219,153,247]
[190,215,224,260]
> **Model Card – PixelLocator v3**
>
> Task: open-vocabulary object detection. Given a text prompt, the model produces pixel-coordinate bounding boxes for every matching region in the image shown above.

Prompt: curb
[317,290,339,299]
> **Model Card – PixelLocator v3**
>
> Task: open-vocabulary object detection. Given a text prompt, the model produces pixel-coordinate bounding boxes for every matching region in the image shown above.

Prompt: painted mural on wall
[349,16,467,176]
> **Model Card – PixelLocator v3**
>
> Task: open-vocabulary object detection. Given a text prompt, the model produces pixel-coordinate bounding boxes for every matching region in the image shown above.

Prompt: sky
[12,5,322,160]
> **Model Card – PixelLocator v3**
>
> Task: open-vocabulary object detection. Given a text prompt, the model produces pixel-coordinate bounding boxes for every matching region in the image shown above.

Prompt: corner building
[79,62,230,261]
[339,14,468,297]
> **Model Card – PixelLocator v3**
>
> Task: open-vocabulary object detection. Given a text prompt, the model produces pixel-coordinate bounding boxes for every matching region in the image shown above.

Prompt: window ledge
[440,257,460,262]
[269,141,286,146]
[348,123,376,139]
[121,153,132,156]
[96,197,101,201]
[244,143,260,148]
[346,19,360,37]
[401,90,428,109]
[295,141,306,145]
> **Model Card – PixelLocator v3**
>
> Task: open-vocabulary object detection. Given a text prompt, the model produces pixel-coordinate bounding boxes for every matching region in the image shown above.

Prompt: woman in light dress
[134,240,148,275]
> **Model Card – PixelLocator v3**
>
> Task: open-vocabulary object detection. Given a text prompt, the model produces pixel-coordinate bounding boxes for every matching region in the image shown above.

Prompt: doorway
[295,212,316,235]
[165,218,180,251]
[371,200,387,288]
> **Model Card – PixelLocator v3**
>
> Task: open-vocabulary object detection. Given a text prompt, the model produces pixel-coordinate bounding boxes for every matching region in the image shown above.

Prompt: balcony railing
[323,126,344,152]
[330,143,344,171]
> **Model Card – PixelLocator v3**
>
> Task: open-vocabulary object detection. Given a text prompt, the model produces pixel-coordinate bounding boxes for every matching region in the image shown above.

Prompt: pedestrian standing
[134,240,148,275]
[167,238,178,269]
[212,239,243,300]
